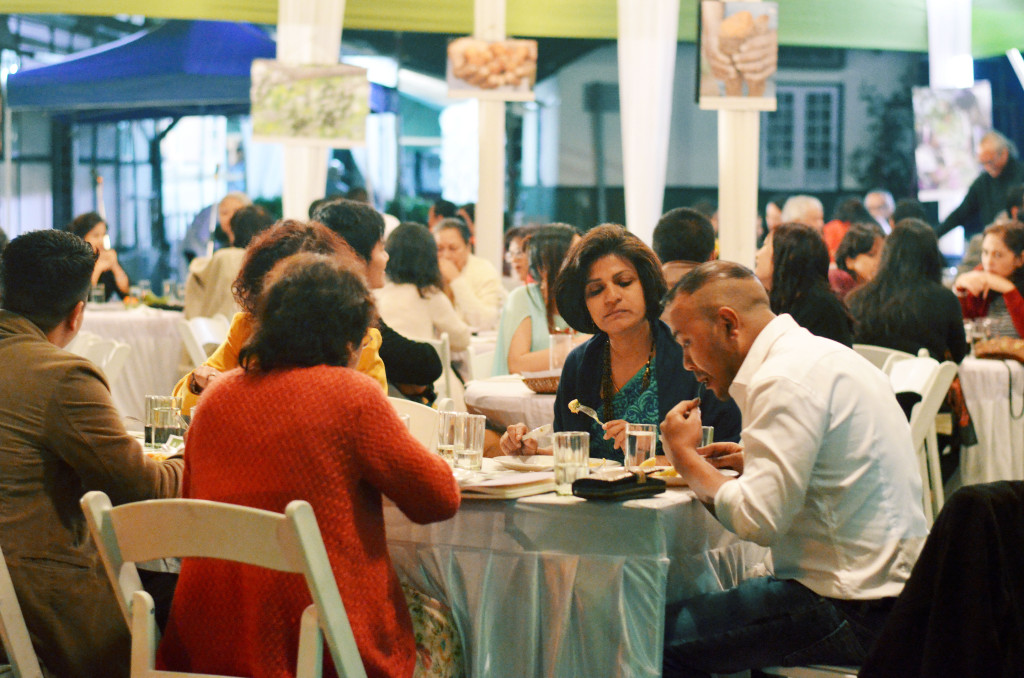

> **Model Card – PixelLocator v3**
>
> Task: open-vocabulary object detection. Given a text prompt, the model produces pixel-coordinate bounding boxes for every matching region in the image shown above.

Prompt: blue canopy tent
[5,19,397,247]
[7,20,280,123]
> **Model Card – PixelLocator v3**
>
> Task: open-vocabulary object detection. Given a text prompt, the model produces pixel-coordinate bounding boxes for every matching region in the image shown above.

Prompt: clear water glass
[455,414,486,471]
[437,410,465,465]
[553,431,589,495]
[701,426,715,447]
[624,423,658,469]
[145,395,183,448]
[548,333,573,371]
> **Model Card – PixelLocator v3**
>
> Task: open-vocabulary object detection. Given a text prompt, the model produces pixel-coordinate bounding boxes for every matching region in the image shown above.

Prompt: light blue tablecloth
[385,488,770,677]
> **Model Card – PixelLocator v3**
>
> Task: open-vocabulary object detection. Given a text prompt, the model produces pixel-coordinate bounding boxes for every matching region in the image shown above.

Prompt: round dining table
[958,356,1024,485]
[463,375,556,430]
[81,303,185,423]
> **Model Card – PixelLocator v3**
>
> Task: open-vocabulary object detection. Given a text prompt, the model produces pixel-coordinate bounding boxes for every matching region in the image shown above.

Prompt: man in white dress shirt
[659,261,928,676]
[435,218,506,330]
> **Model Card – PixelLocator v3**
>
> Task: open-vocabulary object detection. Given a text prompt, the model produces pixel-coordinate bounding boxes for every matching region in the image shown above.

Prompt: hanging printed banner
[251,59,369,147]
[697,1,778,111]
[446,37,538,102]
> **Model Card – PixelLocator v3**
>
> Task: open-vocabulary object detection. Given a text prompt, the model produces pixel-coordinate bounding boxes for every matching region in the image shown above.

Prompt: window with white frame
[760,83,841,191]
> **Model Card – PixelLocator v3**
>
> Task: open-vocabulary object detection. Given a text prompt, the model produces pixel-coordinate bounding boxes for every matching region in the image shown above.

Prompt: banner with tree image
[251,59,369,147]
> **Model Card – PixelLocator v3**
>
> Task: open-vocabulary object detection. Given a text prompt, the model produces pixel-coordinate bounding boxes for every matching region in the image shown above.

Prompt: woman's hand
[192,365,221,391]
[601,419,628,451]
[94,248,117,274]
[954,270,989,297]
[699,442,744,474]
[500,423,539,456]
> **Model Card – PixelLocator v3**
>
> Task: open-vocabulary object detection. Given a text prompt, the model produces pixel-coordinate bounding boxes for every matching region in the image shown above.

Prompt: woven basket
[521,370,561,394]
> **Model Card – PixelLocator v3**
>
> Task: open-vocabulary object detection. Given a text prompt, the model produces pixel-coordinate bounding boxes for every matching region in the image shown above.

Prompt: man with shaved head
[658,261,928,676]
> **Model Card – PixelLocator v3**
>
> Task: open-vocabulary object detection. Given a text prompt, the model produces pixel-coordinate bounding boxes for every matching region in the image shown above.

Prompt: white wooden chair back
[79,492,368,678]
[888,356,957,524]
[853,343,918,374]
[0,544,44,678]
[177,315,230,369]
[387,397,439,451]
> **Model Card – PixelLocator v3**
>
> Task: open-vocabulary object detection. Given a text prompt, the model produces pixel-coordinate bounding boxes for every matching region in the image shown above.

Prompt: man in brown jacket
[0,230,183,678]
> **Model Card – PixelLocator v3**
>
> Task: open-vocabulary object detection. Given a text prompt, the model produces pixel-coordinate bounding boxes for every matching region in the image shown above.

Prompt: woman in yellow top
[174,220,386,414]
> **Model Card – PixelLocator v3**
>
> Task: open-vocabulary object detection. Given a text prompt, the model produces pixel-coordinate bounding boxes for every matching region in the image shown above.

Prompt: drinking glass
[89,285,106,304]
[138,280,152,298]
[624,423,658,469]
[548,333,573,371]
[455,414,486,471]
[437,410,465,465]
[553,431,589,495]
[145,395,183,448]
[701,426,715,447]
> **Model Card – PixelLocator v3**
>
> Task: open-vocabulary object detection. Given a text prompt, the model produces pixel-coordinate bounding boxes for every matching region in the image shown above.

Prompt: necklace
[600,333,655,422]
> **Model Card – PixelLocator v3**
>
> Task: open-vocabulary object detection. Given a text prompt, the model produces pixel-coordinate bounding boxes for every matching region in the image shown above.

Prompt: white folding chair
[889,355,957,525]
[176,315,230,369]
[387,396,440,451]
[852,343,918,374]
[80,491,368,678]
[101,342,132,385]
[425,333,455,402]
[0,544,44,678]
[469,348,495,381]
[65,330,101,357]
[67,333,131,386]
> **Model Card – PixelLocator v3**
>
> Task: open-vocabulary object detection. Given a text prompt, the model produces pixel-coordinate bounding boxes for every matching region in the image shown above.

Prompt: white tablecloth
[464,377,556,430]
[81,305,185,423]
[385,489,770,677]
[959,356,1024,484]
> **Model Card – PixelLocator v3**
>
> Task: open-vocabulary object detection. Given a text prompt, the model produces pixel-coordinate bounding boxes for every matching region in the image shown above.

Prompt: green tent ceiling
[0,0,1020,57]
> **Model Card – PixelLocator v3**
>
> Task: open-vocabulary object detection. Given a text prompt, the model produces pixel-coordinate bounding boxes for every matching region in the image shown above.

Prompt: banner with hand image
[697,1,778,111]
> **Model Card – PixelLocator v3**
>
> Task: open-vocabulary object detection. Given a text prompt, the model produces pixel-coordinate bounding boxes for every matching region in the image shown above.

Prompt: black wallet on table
[572,470,666,501]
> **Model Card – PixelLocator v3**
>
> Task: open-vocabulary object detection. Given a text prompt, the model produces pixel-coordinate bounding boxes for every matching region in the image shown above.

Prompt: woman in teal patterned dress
[500,224,741,462]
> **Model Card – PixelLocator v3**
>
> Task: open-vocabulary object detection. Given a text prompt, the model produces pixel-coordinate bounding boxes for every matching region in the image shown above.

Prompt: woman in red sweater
[954,220,1024,338]
[158,253,461,678]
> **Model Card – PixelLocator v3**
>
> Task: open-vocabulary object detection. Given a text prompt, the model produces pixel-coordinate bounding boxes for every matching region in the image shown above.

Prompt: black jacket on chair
[860,481,1024,678]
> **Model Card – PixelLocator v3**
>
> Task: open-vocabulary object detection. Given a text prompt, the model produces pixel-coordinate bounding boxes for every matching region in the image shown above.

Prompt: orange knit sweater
[157,365,460,678]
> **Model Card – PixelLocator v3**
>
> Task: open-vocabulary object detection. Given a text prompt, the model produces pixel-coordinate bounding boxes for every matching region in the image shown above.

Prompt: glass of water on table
[553,431,590,495]
[437,410,465,465]
[625,423,658,470]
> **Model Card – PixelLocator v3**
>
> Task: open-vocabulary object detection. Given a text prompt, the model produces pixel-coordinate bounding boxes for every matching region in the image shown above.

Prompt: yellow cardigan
[173,312,387,414]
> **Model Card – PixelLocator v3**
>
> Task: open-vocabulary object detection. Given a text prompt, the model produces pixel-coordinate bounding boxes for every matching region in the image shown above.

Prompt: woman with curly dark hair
[374,222,471,352]
[850,219,966,361]
[755,222,854,346]
[159,253,460,678]
[499,224,741,461]
[172,220,387,414]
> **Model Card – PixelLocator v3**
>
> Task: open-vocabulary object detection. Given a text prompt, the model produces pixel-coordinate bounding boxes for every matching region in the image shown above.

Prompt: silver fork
[573,402,605,427]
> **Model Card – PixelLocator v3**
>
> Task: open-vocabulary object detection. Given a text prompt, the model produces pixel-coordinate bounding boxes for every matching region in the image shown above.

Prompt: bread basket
[521,369,560,394]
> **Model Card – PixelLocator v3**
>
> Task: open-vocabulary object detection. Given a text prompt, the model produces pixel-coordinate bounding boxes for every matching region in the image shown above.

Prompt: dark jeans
[663,577,894,677]
[138,569,178,632]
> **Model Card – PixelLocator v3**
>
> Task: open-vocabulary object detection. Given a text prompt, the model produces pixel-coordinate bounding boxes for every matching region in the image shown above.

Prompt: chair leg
[130,591,158,678]
[295,605,324,678]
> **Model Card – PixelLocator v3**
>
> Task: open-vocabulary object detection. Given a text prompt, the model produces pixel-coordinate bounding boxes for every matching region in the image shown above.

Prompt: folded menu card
[460,471,556,499]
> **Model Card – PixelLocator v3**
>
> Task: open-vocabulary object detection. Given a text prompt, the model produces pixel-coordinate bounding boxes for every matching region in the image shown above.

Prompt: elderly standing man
[864,188,895,234]
[938,130,1024,240]
[658,261,928,676]
[0,230,183,678]
[780,194,825,232]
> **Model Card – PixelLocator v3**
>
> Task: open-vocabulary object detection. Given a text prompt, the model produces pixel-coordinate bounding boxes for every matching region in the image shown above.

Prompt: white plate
[493,456,621,472]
